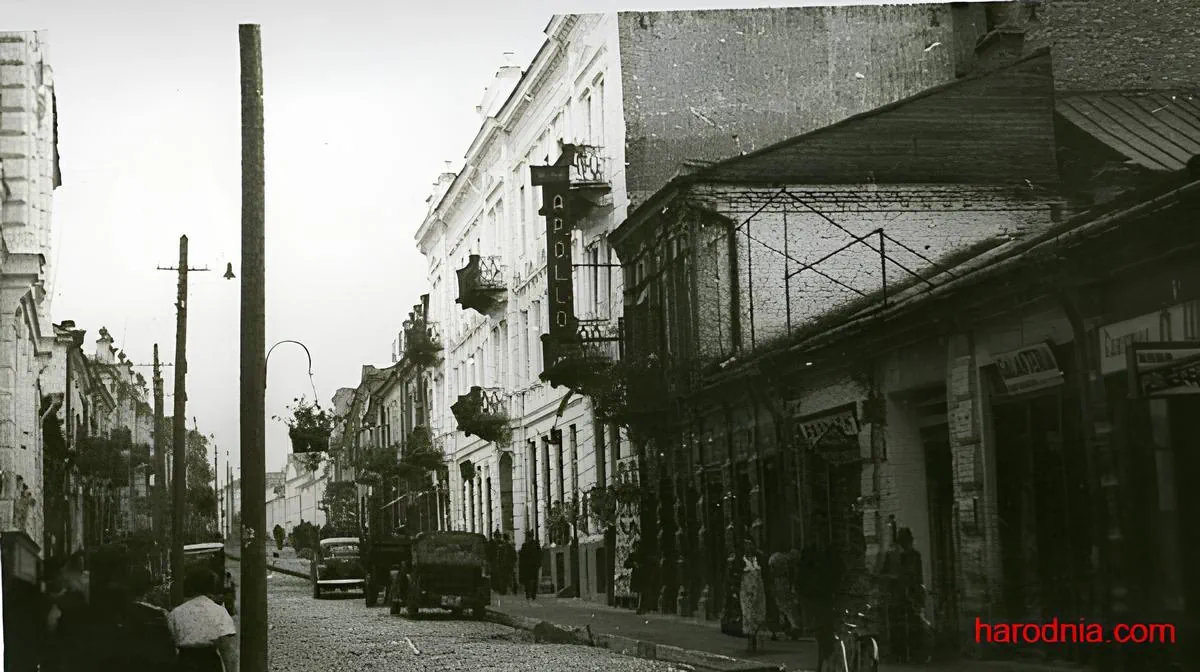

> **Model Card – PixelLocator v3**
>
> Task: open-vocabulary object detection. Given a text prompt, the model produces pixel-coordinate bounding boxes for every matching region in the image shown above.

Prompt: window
[589,246,600,316]
[491,327,501,387]
[518,180,527,254]
[594,78,605,146]
[582,91,594,144]
[519,310,529,387]
[569,425,579,497]
[594,422,607,488]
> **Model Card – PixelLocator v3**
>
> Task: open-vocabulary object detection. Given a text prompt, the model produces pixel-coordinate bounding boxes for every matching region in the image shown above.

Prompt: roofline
[416,14,590,249]
[691,47,1053,183]
[611,48,1056,249]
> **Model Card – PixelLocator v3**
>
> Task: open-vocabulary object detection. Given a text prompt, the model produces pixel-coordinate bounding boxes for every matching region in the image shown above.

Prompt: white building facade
[0,31,61,553]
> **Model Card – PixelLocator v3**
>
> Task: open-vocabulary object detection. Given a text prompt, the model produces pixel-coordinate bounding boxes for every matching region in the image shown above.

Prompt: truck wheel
[406,581,419,619]
[312,582,321,600]
[472,605,486,620]
[390,598,401,615]
[365,578,377,607]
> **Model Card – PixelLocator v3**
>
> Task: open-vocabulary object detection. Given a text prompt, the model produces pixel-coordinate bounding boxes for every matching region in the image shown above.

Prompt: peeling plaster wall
[618,5,967,209]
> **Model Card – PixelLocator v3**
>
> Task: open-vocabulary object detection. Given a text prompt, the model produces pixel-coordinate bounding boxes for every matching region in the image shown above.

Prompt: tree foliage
[319,481,359,537]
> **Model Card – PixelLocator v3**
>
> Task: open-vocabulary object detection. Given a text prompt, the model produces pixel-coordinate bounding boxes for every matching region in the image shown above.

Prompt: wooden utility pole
[152,344,166,543]
[157,236,209,606]
[239,23,268,672]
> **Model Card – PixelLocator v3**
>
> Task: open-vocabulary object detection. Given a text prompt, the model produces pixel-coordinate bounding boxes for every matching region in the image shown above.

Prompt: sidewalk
[487,596,1091,672]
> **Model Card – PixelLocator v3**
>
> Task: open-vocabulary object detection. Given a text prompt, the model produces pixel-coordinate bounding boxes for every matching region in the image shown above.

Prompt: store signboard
[1128,342,1200,398]
[794,403,862,465]
[1098,300,1200,375]
[992,342,1064,394]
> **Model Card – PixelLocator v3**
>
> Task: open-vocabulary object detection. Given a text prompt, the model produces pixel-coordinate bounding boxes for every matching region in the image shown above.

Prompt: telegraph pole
[157,236,209,606]
[152,345,166,543]
[240,23,268,672]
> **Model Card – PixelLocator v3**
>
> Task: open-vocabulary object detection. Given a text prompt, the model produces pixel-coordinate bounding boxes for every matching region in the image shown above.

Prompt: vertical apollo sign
[530,162,577,371]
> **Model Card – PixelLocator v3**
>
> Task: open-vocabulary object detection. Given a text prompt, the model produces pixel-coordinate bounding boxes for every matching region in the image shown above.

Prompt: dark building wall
[616,4,986,208]
[1032,0,1200,92]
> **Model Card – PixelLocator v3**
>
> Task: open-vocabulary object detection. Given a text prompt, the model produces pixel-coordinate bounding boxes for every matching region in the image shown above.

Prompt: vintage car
[182,542,235,614]
[403,531,490,619]
[310,537,365,599]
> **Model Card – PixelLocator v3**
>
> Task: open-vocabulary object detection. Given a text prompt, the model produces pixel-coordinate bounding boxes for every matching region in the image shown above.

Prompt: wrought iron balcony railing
[564,144,610,190]
[450,386,511,445]
[455,254,507,316]
[540,318,623,394]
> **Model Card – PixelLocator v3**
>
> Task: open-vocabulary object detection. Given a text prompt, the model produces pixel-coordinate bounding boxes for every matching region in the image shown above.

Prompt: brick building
[606,0,1200,665]
[418,3,991,607]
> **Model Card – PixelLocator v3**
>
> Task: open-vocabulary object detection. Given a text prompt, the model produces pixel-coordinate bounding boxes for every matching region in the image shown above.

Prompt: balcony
[540,317,623,396]
[455,254,507,317]
[535,144,613,220]
[450,386,512,445]
[403,313,443,370]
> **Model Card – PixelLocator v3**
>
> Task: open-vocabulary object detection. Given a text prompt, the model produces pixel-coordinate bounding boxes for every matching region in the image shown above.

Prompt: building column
[674,430,692,616]
[945,332,999,652]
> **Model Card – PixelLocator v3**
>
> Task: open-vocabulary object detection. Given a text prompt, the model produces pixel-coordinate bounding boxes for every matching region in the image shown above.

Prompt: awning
[1057,91,1200,172]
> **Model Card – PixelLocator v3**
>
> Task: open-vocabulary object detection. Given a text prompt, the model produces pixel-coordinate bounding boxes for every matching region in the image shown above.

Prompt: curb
[226,552,310,581]
[484,608,784,672]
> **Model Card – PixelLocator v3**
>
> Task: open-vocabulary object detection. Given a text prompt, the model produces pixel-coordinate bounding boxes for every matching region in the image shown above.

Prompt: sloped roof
[692,48,1058,187]
[1056,91,1200,172]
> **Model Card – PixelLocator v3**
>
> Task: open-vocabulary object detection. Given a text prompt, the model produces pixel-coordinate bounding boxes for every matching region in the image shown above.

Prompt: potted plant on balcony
[278,396,333,454]
[404,319,444,369]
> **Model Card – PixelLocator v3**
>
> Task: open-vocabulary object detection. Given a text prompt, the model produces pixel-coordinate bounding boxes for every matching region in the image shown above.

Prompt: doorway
[992,388,1089,660]
[498,452,514,535]
[704,471,726,619]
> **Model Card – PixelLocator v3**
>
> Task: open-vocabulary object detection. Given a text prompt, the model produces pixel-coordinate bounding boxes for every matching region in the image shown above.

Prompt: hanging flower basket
[278,396,333,455]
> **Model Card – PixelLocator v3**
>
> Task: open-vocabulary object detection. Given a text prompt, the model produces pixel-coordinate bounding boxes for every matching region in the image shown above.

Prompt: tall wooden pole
[153,344,166,543]
[171,235,189,607]
[239,23,267,672]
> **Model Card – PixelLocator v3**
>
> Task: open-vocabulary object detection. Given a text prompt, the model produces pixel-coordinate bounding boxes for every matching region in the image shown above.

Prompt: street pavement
[228,558,686,671]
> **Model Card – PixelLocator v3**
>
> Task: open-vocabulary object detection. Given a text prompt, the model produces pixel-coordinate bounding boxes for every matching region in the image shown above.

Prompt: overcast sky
[6,0,890,484]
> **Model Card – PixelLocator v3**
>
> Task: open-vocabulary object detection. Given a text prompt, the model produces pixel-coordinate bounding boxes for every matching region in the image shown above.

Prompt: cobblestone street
[229,559,686,672]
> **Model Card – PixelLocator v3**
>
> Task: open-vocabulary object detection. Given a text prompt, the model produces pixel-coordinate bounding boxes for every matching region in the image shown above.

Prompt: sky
[5,0,885,485]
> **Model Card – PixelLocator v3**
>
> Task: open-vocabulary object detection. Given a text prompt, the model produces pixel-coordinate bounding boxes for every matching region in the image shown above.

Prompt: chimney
[95,327,116,364]
[971,2,1033,75]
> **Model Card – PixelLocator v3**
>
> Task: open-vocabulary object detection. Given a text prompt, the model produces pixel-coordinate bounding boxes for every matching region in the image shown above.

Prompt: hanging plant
[587,486,618,529]
[404,319,444,369]
[459,460,476,482]
[275,396,333,454]
[547,500,575,546]
[612,480,640,506]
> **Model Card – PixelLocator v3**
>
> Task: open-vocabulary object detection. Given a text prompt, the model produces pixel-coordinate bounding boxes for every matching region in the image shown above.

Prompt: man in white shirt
[167,567,239,672]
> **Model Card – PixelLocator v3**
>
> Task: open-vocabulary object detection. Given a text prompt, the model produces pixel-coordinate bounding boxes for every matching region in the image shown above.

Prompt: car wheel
[450,608,463,618]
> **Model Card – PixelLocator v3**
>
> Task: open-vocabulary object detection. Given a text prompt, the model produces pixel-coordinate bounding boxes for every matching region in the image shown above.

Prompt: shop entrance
[992,388,1090,659]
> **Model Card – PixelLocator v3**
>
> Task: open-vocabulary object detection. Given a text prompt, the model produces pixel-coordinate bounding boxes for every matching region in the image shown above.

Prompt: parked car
[403,531,489,619]
[311,537,365,599]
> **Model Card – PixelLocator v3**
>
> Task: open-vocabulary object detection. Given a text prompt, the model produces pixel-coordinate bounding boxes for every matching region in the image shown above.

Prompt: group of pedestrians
[40,543,240,671]
[486,530,518,594]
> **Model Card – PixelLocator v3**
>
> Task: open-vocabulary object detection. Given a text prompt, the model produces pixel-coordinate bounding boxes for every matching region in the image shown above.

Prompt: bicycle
[820,603,880,672]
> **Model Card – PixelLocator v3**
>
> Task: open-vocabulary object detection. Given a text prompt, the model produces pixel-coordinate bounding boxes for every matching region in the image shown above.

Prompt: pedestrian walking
[518,536,542,600]
[50,543,177,672]
[625,539,647,614]
[487,529,502,592]
[769,549,802,639]
[498,533,517,595]
[739,538,768,653]
[799,541,841,667]
[880,526,925,662]
[167,566,239,672]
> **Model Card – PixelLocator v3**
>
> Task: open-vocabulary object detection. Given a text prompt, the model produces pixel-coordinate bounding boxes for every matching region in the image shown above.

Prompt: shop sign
[1099,300,1200,375]
[532,160,577,342]
[794,404,861,464]
[1,532,40,584]
[1128,343,1200,398]
[992,342,1064,394]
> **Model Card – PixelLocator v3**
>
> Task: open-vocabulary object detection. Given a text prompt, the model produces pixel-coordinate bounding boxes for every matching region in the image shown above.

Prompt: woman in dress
[739,537,768,652]
[167,567,239,672]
